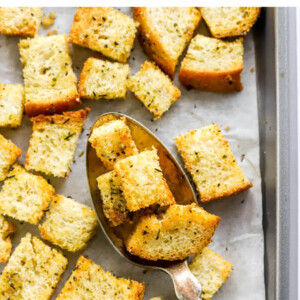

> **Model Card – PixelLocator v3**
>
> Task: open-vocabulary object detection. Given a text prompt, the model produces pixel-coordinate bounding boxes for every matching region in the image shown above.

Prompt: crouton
[189,248,233,300]
[0,164,54,224]
[200,7,261,38]
[175,124,252,202]
[0,84,25,128]
[115,149,175,212]
[69,7,137,63]
[0,233,68,299]
[133,7,201,78]
[19,34,80,116]
[25,109,89,178]
[97,171,128,227]
[125,204,220,261]
[127,61,181,120]
[0,134,22,182]
[179,35,244,93]
[0,215,15,263]
[79,57,130,100]
[0,7,43,37]
[56,256,145,299]
[89,117,138,170]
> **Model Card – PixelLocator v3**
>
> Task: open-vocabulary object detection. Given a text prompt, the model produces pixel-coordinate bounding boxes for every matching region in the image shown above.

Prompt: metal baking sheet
[0,7,267,299]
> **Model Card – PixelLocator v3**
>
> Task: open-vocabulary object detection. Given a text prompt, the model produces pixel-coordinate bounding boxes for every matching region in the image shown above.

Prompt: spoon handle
[164,259,202,300]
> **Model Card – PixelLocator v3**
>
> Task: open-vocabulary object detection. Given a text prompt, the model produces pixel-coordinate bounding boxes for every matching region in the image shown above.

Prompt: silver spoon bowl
[86,112,202,300]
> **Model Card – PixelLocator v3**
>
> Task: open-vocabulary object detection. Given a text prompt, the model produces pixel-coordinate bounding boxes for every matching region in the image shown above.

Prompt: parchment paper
[0,7,265,300]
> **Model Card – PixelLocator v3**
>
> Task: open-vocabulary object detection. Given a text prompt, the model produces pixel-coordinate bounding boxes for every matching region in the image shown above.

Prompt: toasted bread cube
[0,164,54,224]
[179,35,244,93]
[56,256,145,300]
[0,84,25,128]
[25,109,89,178]
[39,194,98,252]
[189,248,233,300]
[125,204,220,261]
[0,215,15,263]
[89,118,138,170]
[133,8,201,78]
[97,171,128,227]
[0,233,68,299]
[79,57,130,100]
[0,134,22,181]
[114,149,175,212]
[69,7,137,63]
[200,7,261,38]
[0,7,43,37]
[175,124,252,202]
[127,61,181,120]
[19,34,80,116]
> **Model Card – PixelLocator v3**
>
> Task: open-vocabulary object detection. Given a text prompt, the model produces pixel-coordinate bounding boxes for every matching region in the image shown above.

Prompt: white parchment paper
[0,8,265,300]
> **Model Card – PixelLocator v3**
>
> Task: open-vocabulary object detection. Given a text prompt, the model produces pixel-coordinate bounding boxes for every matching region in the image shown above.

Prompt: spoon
[86,112,202,300]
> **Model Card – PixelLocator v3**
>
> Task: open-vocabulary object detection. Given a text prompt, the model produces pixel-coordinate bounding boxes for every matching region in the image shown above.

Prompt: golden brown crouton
[125,204,220,261]
[0,215,15,263]
[69,7,137,62]
[56,256,145,299]
[133,7,201,78]
[175,124,252,202]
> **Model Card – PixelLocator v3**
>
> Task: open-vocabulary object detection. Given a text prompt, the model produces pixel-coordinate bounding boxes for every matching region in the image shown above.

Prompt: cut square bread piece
[0,7,43,37]
[175,124,252,202]
[115,149,175,212]
[179,35,244,93]
[56,256,145,300]
[25,109,89,178]
[0,84,25,128]
[0,134,22,181]
[200,7,261,38]
[0,215,15,263]
[127,61,181,120]
[0,233,68,299]
[125,204,220,261]
[189,247,233,300]
[133,7,201,78]
[39,194,98,252]
[79,57,130,100]
[0,164,54,224]
[69,7,137,63]
[89,117,138,170]
[19,34,80,116]
[97,171,129,227]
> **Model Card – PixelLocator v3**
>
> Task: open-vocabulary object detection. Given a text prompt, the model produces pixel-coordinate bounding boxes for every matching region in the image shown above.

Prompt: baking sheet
[0,7,265,300]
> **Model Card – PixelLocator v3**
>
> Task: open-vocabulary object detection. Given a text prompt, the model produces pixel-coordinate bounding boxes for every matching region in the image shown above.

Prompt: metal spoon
[86,112,202,300]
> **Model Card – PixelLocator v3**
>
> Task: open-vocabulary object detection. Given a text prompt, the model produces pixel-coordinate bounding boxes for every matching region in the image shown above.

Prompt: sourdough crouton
[39,194,98,252]
[97,171,128,227]
[133,7,201,78]
[0,134,22,181]
[125,204,220,261]
[127,61,181,120]
[0,84,25,128]
[115,149,175,212]
[0,164,54,224]
[19,34,80,116]
[189,248,233,300]
[56,256,145,300]
[89,118,138,170]
[200,7,261,38]
[175,124,252,202]
[69,7,137,63]
[79,57,130,100]
[25,109,89,178]
[0,233,68,299]
[179,35,244,93]
[0,7,43,37]
[0,215,15,263]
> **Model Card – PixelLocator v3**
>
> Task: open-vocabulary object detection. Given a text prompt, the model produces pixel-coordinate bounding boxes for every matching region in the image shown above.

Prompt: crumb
[250,67,255,72]
[78,151,84,157]
[263,120,268,124]
[225,125,230,131]
[42,12,56,27]
[237,145,240,149]
[47,29,58,36]
[241,154,245,162]
[241,199,245,204]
